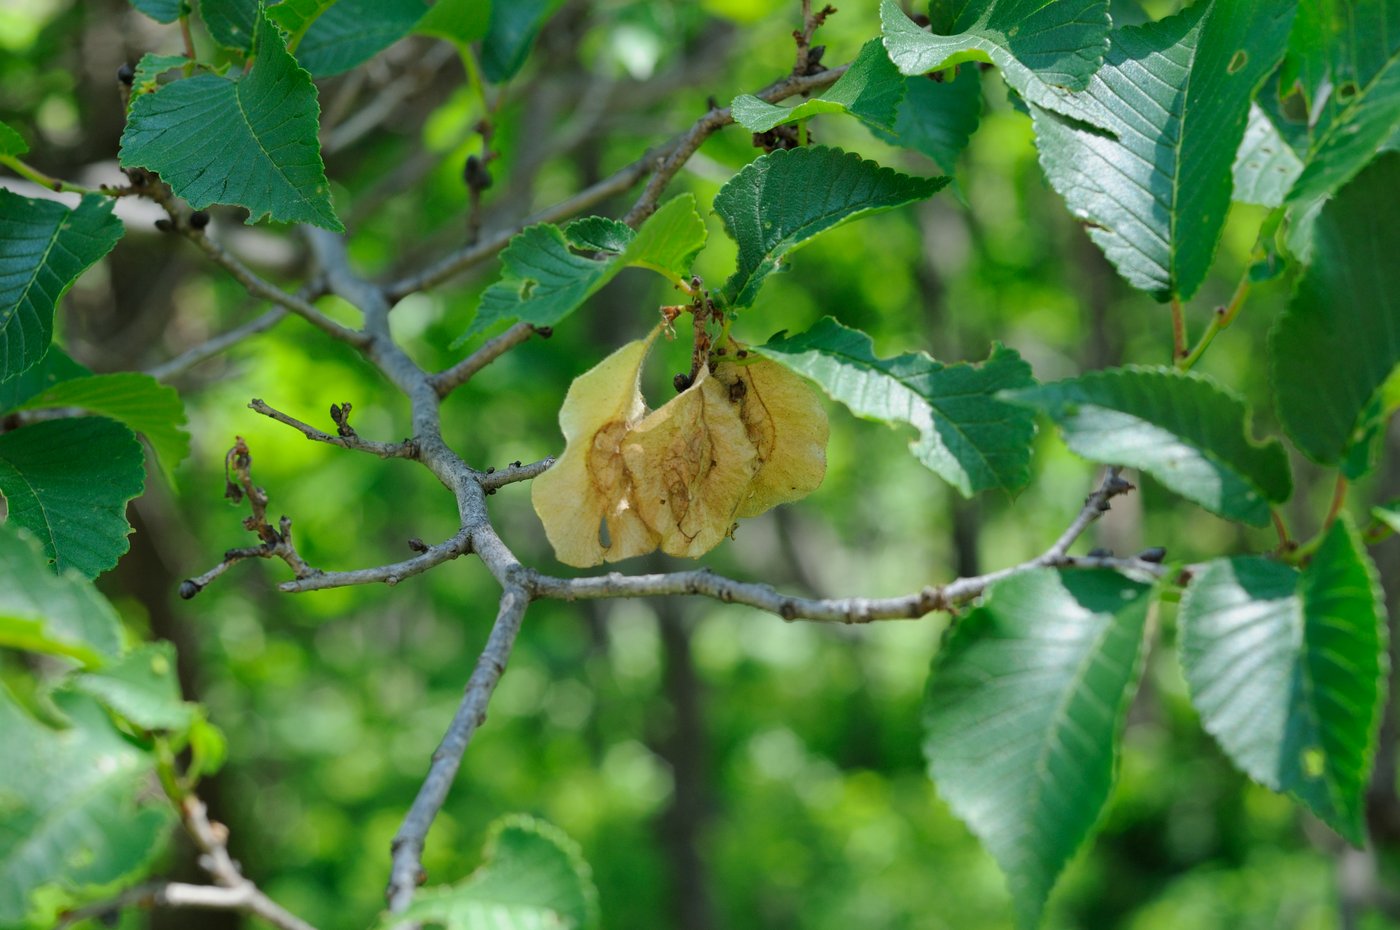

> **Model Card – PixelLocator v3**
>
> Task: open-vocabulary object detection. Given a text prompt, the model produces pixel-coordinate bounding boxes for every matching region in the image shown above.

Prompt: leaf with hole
[0,418,146,578]
[924,568,1153,929]
[1270,153,1400,473]
[120,10,342,230]
[1028,0,1295,300]
[458,194,706,343]
[714,147,946,307]
[756,317,1035,497]
[0,192,123,382]
[1178,517,1385,844]
[383,814,598,929]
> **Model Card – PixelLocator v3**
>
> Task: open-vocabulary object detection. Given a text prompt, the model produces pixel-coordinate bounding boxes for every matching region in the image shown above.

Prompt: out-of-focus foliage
[0,1,1396,929]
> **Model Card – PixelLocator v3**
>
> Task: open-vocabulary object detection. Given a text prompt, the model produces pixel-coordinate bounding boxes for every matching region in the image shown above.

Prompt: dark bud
[715,347,726,356]
[178,579,202,600]
[485,466,496,474]
[329,403,341,421]
[510,460,522,468]
[224,481,243,503]
[673,372,694,393]
[154,217,174,233]
[126,167,150,187]
[534,325,553,339]
[1137,546,1168,564]
[464,154,493,192]
[736,349,748,359]
[1086,547,1113,558]
[808,45,826,68]
[189,209,210,230]
[117,62,136,85]
[912,13,931,26]
[486,487,497,495]
[1104,474,1135,496]
[407,537,429,553]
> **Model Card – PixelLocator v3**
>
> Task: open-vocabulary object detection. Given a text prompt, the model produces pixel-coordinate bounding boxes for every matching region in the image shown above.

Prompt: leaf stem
[0,155,103,195]
[178,11,197,75]
[1178,274,1250,370]
[1323,473,1349,529]
[1271,507,1292,553]
[1170,295,1188,362]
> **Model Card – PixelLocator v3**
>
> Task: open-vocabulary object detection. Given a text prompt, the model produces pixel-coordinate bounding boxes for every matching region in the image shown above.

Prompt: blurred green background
[4,0,1398,927]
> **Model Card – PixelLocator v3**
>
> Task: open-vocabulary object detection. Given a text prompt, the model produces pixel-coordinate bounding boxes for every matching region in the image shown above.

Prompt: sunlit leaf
[730,39,904,133]
[385,814,599,930]
[925,569,1153,929]
[714,147,946,307]
[1005,366,1291,526]
[1179,517,1385,844]
[0,193,123,382]
[0,525,123,667]
[120,10,343,230]
[0,418,146,578]
[129,53,189,96]
[757,317,1034,496]
[1029,0,1295,300]
[294,0,429,76]
[127,0,181,23]
[1270,153,1400,472]
[459,195,706,342]
[1232,103,1305,207]
[877,66,984,173]
[880,0,1109,119]
[0,688,173,927]
[415,0,491,44]
[14,371,189,484]
[0,120,28,157]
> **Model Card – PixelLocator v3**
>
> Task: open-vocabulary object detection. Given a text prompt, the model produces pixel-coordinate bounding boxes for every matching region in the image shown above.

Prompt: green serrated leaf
[1029,0,1295,301]
[415,0,491,45]
[924,569,1152,929]
[714,146,947,307]
[731,39,905,134]
[458,194,706,343]
[200,0,258,50]
[756,317,1035,496]
[129,53,190,96]
[0,418,146,578]
[877,67,984,173]
[1375,500,1400,534]
[1270,153,1400,469]
[1284,0,1400,206]
[0,120,28,157]
[0,687,174,927]
[266,0,337,51]
[74,642,194,733]
[481,0,554,83]
[1233,102,1306,207]
[294,0,429,76]
[384,814,599,930]
[0,193,123,383]
[1179,517,1386,844]
[14,371,190,484]
[1004,366,1292,526]
[0,345,88,413]
[880,0,1110,122]
[128,0,182,23]
[119,10,343,230]
[0,525,123,667]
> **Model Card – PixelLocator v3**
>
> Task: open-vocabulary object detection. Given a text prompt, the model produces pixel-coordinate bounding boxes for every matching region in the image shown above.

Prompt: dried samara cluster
[532,327,828,567]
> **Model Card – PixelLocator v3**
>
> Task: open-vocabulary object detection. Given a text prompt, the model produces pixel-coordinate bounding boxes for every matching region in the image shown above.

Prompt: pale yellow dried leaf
[714,357,828,518]
[532,330,660,567]
[623,366,758,558]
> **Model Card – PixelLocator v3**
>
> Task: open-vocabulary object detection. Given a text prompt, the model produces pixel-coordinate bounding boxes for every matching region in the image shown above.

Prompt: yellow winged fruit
[713,355,828,518]
[622,365,758,558]
[531,329,660,567]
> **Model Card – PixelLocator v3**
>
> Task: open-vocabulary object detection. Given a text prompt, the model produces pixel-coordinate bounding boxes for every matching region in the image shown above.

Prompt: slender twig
[182,228,369,347]
[430,322,537,396]
[249,398,419,459]
[1324,473,1349,529]
[1178,273,1250,370]
[480,456,555,491]
[58,882,317,929]
[278,528,472,593]
[386,587,529,912]
[0,155,102,195]
[147,307,291,381]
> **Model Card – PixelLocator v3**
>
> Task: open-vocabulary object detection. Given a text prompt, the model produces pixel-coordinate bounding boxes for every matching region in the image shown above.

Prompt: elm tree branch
[249,397,419,459]
[430,321,538,396]
[386,586,529,913]
[57,882,321,930]
[481,456,556,491]
[147,306,291,381]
